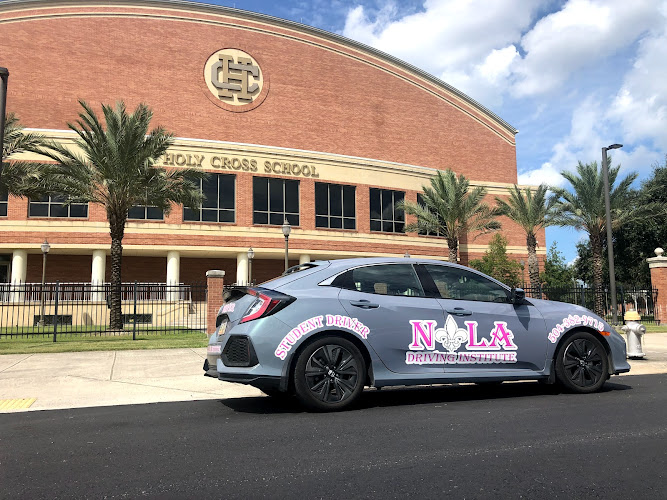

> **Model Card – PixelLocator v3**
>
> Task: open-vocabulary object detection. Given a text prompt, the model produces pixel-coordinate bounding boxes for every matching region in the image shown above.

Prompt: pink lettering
[409,320,437,350]
[488,322,517,350]
[325,314,335,327]
[466,321,491,349]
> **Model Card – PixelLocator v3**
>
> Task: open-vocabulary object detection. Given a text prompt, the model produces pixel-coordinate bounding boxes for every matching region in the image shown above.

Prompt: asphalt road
[1,375,666,499]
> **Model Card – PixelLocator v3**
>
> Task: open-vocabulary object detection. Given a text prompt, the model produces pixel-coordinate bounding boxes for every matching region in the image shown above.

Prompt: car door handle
[446,308,472,316]
[349,300,379,309]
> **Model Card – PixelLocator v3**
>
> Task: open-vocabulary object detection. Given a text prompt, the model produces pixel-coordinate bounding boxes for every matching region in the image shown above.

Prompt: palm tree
[551,160,637,316]
[36,101,205,330]
[495,184,558,289]
[1,113,47,197]
[399,169,501,263]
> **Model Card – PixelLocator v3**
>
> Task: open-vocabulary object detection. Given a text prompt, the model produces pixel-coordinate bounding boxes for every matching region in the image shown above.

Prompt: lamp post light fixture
[247,247,254,285]
[404,251,410,258]
[38,239,51,327]
[602,143,623,325]
[0,67,8,166]
[282,218,291,272]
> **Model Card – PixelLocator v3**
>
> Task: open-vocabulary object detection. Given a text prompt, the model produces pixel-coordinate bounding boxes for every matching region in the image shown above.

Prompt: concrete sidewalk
[0,348,263,413]
[1,333,666,413]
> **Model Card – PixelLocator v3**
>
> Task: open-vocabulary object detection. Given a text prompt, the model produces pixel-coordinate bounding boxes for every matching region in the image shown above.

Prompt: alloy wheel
[562,338,605,388]
[304,344,359,403]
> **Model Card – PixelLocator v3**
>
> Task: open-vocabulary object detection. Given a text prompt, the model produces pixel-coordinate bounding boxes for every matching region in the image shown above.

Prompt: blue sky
[196,0,667,264]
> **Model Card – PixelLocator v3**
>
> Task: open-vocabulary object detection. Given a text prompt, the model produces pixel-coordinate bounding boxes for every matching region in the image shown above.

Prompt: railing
[0,281,208,338]
[522,285,659,325]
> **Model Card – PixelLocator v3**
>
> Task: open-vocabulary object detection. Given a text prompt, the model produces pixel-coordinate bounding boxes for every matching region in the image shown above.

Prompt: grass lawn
[0,330,208,354]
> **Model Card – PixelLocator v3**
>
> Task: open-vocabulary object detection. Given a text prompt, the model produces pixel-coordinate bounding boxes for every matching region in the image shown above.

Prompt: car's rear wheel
[294,336,365,411]
[555,331,608,393]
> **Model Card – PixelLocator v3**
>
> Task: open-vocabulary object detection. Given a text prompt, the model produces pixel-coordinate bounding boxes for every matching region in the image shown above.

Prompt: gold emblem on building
[204,48,266,110]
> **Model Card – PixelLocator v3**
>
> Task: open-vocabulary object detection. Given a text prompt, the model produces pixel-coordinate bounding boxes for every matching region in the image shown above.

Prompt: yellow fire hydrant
[621,310,646,359]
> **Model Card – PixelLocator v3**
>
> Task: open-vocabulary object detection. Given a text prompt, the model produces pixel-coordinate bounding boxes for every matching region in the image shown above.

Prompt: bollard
[621,310,646,359]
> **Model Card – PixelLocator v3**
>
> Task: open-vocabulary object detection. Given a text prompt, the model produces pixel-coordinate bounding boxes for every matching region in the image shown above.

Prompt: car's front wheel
[555,331,609,393]
[294,336,365,411]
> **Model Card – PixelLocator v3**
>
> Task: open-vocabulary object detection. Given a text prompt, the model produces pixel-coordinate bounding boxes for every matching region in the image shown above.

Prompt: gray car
[204,258,630,411]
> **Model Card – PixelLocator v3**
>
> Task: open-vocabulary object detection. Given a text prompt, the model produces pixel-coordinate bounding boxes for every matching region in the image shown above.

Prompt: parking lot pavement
[1,333,666,413]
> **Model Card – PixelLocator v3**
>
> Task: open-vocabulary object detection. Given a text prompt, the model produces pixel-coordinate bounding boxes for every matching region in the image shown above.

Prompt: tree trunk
[447,238,458,263]
[590,230,605,317]
[526,232,540,289]
[108,213,126,331]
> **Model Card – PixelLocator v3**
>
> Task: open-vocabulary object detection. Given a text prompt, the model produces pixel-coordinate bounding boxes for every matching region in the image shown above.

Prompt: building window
[28,195,88,218]
[0,189,7,217]
[315,183,355,230]
[370,188,404,233]
[128,204,164,221]
[183,173,235,223]
[417,193,442,236]
[253,177,299,226]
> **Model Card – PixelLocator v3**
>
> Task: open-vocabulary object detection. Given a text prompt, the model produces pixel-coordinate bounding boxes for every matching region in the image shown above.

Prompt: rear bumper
[217,372,281,392]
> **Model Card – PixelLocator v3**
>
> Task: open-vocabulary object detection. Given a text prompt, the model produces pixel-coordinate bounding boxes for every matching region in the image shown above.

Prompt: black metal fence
[0,282,207,338]
[522,285,659,324]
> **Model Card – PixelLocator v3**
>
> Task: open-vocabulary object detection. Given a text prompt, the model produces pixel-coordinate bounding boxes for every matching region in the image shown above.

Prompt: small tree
[495,184,557,289]
[37,101,205,330]
[469,234,523,287]
[551,160,638,315]
[541,242,575,288]
[398,169,501,262]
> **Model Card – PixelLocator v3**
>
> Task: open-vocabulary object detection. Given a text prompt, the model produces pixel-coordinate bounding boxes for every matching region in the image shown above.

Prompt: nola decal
[406,315,518,365]
[274,314,370,360]
[548,314,604,343]
[221,302,235,314]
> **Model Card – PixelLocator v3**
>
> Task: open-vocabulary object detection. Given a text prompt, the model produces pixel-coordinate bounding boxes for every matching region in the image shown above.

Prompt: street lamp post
[0,67,9,165]
[282,218,291,272]
[602,143,623,324]
[247,247,254,285]
[38,239,51,327]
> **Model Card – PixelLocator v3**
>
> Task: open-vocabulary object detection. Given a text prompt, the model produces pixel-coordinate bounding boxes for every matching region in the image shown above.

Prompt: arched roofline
[0,0,518,136]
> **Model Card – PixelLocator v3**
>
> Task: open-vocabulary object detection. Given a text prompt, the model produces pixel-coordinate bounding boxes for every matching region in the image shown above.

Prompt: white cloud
[518,162,564,187]
[513,0,663,97]
[342,0,542,105]
[342,0,664,103]
[607,12,667,150]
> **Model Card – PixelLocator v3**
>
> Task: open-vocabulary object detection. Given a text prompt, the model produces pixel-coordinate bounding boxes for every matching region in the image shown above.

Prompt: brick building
[0,0,544,287]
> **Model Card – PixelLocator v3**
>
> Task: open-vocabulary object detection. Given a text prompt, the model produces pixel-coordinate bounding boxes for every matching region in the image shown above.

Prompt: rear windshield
[259,261,328,287]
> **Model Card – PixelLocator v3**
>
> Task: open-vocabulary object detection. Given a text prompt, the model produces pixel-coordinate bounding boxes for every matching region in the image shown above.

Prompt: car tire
[293,336,366,412]
[555,331,609,393]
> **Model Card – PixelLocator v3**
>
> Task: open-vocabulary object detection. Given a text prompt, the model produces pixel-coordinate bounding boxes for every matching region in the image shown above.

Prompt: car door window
[424,265,509,303]
[333,264,424,297]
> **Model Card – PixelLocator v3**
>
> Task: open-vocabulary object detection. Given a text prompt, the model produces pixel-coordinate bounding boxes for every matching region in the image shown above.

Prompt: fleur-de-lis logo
[434,315,468,353]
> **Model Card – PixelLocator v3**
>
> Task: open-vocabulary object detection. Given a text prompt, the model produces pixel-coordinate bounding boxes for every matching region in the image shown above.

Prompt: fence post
[133,281,138,341]
[580,285,585,308]
[53,281,59,343]
[619,284,625,319]
[206,270,225,336]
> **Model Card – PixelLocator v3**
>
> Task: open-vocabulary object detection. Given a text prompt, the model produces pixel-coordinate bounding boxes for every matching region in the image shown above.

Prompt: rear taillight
[240,289,294,323]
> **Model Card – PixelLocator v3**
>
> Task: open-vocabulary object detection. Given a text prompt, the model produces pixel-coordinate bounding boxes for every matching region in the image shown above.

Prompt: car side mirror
[510,287,525,305]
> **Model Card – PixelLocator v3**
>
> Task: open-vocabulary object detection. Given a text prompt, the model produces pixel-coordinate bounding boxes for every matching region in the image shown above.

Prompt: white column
[236,252,248,285]
[91,250,106,301]
[166,251,180,301]
[10,250,27,302]
[299,254,311,265]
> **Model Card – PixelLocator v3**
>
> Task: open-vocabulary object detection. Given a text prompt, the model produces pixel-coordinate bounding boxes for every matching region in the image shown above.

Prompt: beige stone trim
[648,257,667,269]
[19,131,528,194]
